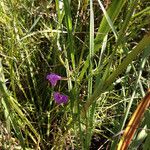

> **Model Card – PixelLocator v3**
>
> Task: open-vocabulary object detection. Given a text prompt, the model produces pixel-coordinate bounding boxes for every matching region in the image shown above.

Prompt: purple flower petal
[46,73,62,87]
[53,92,68,105]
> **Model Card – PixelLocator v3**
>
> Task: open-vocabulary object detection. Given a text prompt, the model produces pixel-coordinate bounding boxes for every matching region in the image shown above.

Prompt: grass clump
[0,0,150,149]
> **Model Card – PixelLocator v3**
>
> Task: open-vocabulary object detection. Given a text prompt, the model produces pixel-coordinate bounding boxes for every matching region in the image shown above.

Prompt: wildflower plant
[46,73,68,105]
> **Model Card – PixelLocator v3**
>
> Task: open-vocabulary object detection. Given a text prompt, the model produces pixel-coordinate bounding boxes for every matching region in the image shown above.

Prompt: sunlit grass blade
[85,0,95,149]
[95,0,126,52]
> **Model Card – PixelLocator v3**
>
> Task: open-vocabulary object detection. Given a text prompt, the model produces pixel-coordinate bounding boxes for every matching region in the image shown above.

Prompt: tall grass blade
[63,0,75,70]
[95,0,126,52]
[85,0,95,149]
[97,0,118,40]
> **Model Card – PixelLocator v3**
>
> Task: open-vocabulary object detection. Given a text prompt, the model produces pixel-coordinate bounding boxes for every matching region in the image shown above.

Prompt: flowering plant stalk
[46,73,68,105]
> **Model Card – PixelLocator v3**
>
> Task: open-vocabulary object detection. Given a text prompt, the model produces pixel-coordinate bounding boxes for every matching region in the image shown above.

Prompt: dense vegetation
[0,0,150,149]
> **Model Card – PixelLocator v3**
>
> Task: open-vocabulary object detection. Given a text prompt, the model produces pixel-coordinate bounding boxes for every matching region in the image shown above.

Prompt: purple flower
[53,92,68,105]
[46,73,62,87]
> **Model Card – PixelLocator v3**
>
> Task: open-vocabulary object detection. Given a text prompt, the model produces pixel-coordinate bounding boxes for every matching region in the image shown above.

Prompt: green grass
[0,0,150,149]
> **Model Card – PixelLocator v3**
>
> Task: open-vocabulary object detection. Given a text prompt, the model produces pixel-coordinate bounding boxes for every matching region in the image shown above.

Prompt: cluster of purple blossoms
[46,73,68,105]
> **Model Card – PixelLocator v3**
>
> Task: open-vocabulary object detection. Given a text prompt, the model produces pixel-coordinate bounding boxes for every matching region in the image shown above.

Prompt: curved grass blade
[117,89,150,150]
